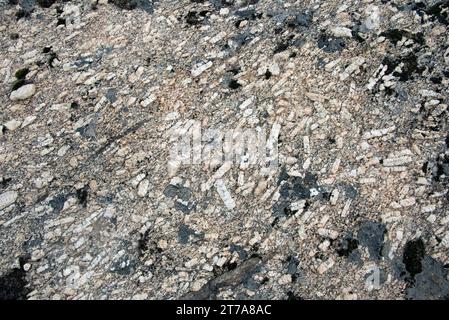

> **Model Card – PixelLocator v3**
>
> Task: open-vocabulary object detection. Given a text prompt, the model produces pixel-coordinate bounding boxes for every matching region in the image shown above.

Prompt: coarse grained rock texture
[0,0,448,300]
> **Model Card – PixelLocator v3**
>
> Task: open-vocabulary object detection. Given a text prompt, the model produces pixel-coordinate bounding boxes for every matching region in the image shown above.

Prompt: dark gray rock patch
[406,256,449,300]
[178,224,203,244]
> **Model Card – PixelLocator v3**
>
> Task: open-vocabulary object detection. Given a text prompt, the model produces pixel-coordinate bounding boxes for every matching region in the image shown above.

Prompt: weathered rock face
[0,0,448,300]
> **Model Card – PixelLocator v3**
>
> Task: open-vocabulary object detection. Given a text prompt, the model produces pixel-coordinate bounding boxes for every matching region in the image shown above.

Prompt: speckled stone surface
[0,0,448,300]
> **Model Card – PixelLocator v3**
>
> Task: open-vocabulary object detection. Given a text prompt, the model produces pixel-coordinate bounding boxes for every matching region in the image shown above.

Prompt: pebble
[10,84,36,101]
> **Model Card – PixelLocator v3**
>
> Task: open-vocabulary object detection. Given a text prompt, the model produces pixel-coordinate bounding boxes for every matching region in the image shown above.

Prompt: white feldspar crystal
[440,233,449,248]
[363,5,380,31]
[239,96,254,110]
[362,126,396,139]
[137,179,150,197]
[341,199,352,217]
[268,62,280,75]
[318,228,339,240]
[330,189,339,205]
[57,145,71,157]
[210,31,226,44]
[421,204,436,213]
[278,274,292,285]
[191,61,213,77]
[219,8,229,15]
[399,197,416,207]
[10,84,36,101]
[331,26,353,38]
[21,115,36,128]
[303,158,311,170]
[0,191,18,210]
[4,119,22,131]
[214,179,236,210]
[331,158,341,174]
[303,136,310,154]
[340,57,365,80]
[383,156,412,167]
[167,160,181,177]
[131,173,146,187]
[318,258,335,274]
[254,179,267,196]
[140,94,156,107]
[319,240,331,251]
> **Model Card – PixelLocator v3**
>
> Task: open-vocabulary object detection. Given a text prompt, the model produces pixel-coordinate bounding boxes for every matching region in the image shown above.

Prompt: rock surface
[0,0,448,300]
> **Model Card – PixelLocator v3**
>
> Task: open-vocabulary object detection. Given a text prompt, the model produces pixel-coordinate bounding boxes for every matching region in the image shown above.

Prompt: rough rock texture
[0,0,448,300]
